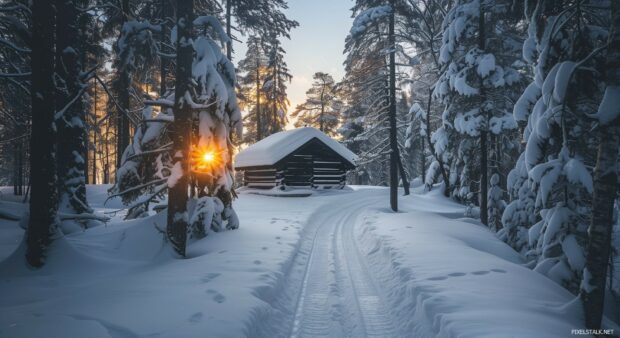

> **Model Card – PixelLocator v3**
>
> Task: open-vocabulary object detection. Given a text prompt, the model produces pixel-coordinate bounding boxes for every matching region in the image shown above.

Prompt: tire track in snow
[337,203,400,338]
[251,190,403,338]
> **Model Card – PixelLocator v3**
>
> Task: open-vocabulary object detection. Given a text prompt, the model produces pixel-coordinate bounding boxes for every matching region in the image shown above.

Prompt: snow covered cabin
[234,127,357,189]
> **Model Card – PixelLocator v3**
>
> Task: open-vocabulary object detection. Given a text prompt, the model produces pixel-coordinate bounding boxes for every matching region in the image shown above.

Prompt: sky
[235,0,354,124]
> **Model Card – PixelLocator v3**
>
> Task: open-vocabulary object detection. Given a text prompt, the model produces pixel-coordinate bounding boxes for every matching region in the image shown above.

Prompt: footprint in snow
[189,312,203,323]
[491,268,507,273]
[253,260,262,265]
[427,276,448,281]
[201,272,221,284]
[206,289,226,303]
[218,250,227,254]
[262,246,268,251]
[275,236,281,239]
[448,272,466,277]
[471,270,490,275]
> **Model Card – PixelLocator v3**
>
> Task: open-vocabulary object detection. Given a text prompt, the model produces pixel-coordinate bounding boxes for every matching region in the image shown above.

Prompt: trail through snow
[252,190,404,338]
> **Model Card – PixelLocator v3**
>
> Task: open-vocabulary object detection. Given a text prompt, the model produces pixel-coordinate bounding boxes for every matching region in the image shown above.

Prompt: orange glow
[191,146,224,173]
[202,152,215,163]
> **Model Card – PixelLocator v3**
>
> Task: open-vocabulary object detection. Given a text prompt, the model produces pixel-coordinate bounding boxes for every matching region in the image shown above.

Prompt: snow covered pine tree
[112,4,242,257]
[501,0,609,294]
[434,0,522,224]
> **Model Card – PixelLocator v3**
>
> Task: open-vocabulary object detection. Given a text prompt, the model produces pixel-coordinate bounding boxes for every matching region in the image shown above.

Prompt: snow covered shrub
[487,173,505,231]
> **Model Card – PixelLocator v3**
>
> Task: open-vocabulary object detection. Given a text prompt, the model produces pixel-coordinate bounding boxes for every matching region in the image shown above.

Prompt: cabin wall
[243,168,282,189]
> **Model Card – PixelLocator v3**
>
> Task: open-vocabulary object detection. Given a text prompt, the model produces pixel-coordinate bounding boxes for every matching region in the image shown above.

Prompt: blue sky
[235,0,354,117]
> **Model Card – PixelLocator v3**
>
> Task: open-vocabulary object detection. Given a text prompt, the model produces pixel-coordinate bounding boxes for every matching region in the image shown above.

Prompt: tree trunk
[388,0,398,211]
[92,75,98,184]
[167,0,194,257]
[272,45,278,134]
[397,147,410,195]
[256,56,262,140]
[160,0,168,95]
[226,0,233,61]
[117,0,131,167]
[26,0,58,267]
[56,0,91,217]
[580,0,620,329]
[478,3,489,226]
[420,137,426,184]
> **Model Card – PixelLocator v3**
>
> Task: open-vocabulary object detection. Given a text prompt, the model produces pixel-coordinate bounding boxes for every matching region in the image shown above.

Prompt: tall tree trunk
[226,0,232,61]
[420,137,425,184]
[26,0,58,267]
[160,0,168,95]
[388,0,398,211]
[117,0,131,167]
[13,140,18,195]
[92,75,97,184]
[56,0,91,218]
[17,140,23,195]
[478,3,489,226]
[256,56,262,140]
[272,45,278,134]
[580,0,620,329]
[167,0,194,257]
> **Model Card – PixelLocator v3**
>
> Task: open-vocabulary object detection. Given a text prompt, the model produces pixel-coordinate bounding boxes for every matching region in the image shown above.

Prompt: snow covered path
[253,190,401,338]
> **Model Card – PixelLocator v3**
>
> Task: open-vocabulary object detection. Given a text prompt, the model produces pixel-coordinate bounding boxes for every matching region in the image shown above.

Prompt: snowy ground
[0,185,617,337]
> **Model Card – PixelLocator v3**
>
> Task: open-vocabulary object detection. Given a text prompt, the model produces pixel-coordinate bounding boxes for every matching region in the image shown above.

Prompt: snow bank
[356,186,618,337]
[234,127,357,168]
[0,186,344,338]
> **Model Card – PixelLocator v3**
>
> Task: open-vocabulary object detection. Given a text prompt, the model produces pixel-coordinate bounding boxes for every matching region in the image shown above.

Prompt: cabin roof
[234,127,358,169]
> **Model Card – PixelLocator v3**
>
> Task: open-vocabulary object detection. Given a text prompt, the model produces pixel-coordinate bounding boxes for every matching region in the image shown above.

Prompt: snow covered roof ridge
[234,127,358,168]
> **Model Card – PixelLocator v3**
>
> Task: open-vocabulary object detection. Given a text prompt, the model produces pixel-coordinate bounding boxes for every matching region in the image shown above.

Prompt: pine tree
[237,36,269,143]
[292,72,342,136]
[263,38,292,134]
[402,0,451,195]
[343,0,415,201]
[222,0,298,60]
[112,4,243,251]
[502,0,608,293]
[433,0,522,222]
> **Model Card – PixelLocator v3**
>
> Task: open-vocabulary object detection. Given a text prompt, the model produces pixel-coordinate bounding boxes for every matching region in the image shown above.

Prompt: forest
[0,0,619,337]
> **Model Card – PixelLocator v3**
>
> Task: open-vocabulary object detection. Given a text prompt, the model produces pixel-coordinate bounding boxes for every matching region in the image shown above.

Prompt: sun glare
[191,146,224,173]
[203,152,215,163]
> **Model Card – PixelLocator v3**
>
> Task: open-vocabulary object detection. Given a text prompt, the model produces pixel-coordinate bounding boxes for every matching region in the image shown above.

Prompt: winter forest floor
[0,185,617,338]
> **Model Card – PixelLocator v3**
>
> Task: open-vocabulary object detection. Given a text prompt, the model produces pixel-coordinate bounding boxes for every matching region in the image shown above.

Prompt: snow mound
[234,127,358,168]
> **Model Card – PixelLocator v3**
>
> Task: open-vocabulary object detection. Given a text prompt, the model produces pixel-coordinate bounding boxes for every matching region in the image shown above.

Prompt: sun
[202,152,215,163]
[191,145,225,174]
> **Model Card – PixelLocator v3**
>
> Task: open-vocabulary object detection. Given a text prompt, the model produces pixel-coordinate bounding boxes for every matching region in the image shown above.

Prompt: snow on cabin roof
[234,127,358,169]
